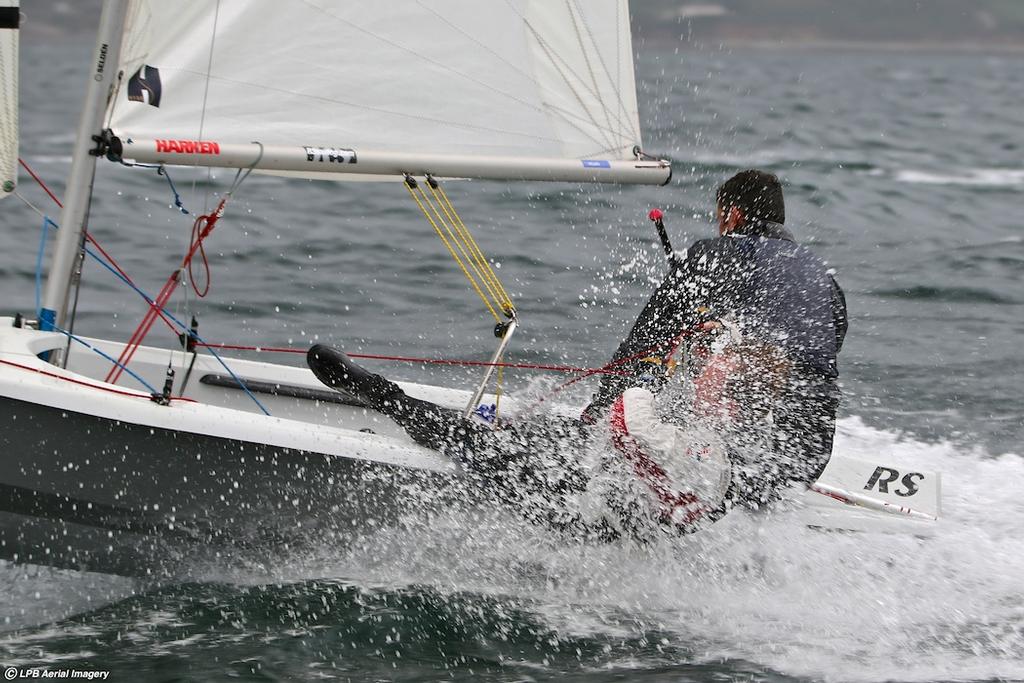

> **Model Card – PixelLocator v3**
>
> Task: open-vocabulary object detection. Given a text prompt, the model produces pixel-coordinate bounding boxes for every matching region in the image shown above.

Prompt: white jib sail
[0,1,18,198]
[109,0,668,184]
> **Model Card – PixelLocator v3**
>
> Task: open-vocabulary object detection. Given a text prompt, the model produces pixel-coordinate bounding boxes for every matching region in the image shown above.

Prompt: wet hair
[716,170,785,225]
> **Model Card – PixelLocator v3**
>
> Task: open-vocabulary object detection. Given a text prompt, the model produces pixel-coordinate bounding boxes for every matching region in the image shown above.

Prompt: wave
[893,168,1024,188]
[198,418,1024,682]
[869,284,1019,305]
[2,418,1021,682]
[249,417,1024,683]
[679,149,877,172]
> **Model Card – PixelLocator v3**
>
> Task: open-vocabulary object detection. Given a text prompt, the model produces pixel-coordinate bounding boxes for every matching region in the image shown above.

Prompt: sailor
[582,169,848,508]
[308,169,847,540]
[308,343,732,542]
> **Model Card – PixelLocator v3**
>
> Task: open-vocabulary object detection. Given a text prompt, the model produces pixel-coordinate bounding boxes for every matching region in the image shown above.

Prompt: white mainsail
[109,0,668,184]
[0,1,17,198]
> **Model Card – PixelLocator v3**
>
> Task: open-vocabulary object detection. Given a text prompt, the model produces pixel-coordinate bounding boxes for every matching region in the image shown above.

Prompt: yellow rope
[425,182,510,316]
[433,183,515,316]
[404,180,501,323]
[436,183,514,316]
[404,175,517,419]
[417,184,507,319]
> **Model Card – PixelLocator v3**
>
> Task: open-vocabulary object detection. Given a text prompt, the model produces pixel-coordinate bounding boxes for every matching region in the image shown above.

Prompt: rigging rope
[19,158,183,337]
[403,174,517,417]
[495,355,505,414]
[187,206,214,297]
[85,239,270,415]
[120,161,190,214]
[43,323,163,396]
[0,358,194,403]
[104,198,225,384]
[107,162,256,385]
[18,158,63,207]
[427,179,515,316]
[518,327,701,418]
[193,342,631,376]
[19,157,268,413]
[404,175,514,323]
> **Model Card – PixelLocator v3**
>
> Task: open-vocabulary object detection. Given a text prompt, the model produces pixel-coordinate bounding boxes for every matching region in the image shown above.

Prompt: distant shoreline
[21,22,1024,56]
[649,38,1024,55]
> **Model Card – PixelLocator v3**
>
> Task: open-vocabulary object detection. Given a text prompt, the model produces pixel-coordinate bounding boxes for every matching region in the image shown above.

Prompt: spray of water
[158,414,1021,682]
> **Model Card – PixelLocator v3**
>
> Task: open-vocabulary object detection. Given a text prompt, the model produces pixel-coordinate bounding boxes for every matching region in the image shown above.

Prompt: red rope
[520,326,701,416]
[351,352,630,375]
[187,210,214,297]
[18,158,63,208]
[610,395,706,527]
[0,358,195,403]
[196,328,701,415]
[197,327,703,413]
[105,274,177,383]
[194,342,631,376]
[192,344,303,356]
[195,342,305,354]
[107,199,226,384]
[18,157,183,340]
[84,233,133,284]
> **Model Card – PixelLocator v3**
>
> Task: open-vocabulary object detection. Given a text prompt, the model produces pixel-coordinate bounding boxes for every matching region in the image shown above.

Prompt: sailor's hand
[699,320,723,333]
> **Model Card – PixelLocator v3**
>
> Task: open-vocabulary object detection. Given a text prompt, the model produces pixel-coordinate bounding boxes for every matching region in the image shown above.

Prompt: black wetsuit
[369,393,627,540]
[319,220,847,539]
[583,220,848,507]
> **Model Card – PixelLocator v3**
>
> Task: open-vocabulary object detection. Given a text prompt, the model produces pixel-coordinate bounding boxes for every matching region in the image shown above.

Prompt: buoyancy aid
[609,388,731,529]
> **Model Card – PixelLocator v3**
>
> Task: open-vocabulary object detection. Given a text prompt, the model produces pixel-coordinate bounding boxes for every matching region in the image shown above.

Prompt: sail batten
[111,0,663,184]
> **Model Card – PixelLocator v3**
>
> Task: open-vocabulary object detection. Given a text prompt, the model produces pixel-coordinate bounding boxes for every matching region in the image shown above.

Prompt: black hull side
[0,395,449,576]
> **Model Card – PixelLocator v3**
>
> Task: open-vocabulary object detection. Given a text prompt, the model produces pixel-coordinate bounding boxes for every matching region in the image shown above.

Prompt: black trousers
[725,371,840,508]
[377,374,839,536]
[378,392,625,540]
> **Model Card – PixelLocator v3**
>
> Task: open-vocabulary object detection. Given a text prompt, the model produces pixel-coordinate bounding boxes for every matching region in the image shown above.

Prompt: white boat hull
[0,317,939,576]
[0,318,462,576]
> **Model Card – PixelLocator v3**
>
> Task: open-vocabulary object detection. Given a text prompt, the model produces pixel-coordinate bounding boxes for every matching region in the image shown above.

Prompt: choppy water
[1,34,1022,683]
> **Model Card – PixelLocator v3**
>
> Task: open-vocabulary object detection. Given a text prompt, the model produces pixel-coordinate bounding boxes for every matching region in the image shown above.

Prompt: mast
[39,0,129,359]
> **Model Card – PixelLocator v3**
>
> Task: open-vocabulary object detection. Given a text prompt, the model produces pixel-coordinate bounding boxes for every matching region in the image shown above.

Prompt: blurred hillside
[18,0,1024,50]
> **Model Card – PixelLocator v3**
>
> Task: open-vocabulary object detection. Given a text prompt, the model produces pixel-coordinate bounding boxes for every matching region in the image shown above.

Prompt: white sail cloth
[0,1,18,198]
[110,0,647,181]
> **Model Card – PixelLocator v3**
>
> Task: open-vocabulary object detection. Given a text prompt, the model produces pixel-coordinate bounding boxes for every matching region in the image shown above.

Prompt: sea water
[1,37,1022,682]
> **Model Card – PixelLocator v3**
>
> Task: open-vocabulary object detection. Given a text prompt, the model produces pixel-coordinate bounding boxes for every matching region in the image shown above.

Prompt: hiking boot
[307,344,402,409]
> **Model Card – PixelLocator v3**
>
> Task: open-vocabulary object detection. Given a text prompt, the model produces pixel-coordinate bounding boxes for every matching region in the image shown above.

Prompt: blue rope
[32,219,157,393]
[49,322,161,395]
[81,245,270,417]
[35,216,270,416]
[35,216,57,317]
[184,332,272,416]
[83,245,187,327]
[158,166,190,215]
[125,162,190,214]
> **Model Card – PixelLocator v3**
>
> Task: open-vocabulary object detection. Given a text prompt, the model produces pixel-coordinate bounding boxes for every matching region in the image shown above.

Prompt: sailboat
[1,1,938,577]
